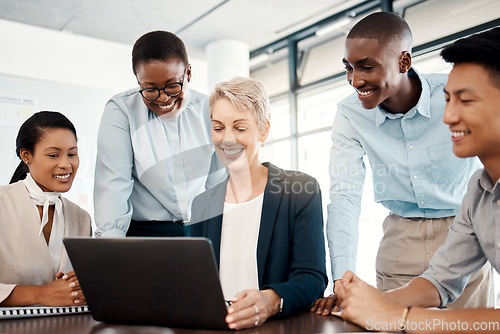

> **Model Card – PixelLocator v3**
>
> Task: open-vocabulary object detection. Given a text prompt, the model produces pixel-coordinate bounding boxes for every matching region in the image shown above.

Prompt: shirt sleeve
[327,104,366,281]
[0,283,16,304]
[93,99,134,238]
[420,181,488,306]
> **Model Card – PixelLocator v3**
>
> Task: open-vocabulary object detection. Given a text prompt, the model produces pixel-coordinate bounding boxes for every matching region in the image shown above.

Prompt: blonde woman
[190,77,327,330]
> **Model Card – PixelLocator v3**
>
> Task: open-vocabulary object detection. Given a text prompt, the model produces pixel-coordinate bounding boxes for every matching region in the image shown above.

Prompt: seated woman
[1,111,91,306]
[189,77,328,330]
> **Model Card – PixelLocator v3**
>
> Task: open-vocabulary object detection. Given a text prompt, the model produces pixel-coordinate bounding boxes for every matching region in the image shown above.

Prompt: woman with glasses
[94,31,225,238]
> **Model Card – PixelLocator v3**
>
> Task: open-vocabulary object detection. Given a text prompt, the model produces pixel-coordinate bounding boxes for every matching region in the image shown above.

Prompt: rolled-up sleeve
[0,283,16,304]
[420,182,487,306]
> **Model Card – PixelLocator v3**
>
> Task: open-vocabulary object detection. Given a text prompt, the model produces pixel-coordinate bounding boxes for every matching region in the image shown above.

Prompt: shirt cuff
[95,228,126,238]
[331,256,356,281]
[419,274,448,307]
[0,283,16,304]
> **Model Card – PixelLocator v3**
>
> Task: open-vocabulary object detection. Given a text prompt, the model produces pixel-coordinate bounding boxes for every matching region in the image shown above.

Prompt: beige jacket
[0,181,91,303]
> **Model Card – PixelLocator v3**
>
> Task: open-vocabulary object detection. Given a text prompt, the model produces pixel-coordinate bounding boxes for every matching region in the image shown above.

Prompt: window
[267,97,290,141]
[251,52,289,97]
[406,0,500,46]
[251,0,500,299]
[299,35,347,86]
[260,139,292,170]
[297,81,352,133]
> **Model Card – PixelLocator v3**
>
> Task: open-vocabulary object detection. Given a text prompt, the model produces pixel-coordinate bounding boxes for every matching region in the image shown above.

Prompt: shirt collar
[375,68,432,127]
[477,168,499,194]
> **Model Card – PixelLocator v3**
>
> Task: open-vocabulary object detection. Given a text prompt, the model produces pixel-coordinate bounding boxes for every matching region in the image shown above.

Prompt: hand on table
[38,270,86,306]
[310,293,340,315]
[226,289,281,330]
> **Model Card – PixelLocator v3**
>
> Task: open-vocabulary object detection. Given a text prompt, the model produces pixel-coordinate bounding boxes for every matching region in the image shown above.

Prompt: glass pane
[251,52,289,97]
[260,139,292,170]
[412,49,452,74]
[268,98,290,141]
[299,131,387,287]
[297,131,331,199]
[297,81,353,133]
[299,35,347,86]
[405,0,500,46]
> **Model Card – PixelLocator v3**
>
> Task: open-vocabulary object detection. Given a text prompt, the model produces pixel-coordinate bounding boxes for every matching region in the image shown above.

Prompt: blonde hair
[209,76,270,130]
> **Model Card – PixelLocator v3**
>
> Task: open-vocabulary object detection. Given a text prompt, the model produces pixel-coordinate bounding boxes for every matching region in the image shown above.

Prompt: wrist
[263,289,281,316]
[5,285,38,306]
[31,285,43,305]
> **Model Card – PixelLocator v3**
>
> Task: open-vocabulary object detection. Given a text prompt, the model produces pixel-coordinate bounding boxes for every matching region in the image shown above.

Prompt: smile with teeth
[157,99,177,109]
[54,173,71,179]
[452,131,469,138]
[221,148,243,156]
[356,89,375,97]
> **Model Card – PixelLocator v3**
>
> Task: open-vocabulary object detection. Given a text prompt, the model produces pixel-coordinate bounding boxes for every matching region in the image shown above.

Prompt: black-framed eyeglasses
[138,67,187,100]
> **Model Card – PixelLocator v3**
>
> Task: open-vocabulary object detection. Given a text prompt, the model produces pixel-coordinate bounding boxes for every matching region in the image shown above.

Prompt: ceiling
[0,0,368,59]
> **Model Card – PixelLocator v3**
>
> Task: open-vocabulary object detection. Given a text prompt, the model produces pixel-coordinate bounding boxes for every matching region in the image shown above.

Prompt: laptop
[63,237,229,329]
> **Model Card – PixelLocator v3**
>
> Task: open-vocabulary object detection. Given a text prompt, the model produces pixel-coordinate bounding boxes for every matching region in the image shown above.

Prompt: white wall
[0,19,208,218]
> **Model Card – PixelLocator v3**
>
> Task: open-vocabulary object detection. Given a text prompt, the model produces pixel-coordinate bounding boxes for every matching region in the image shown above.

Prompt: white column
[206,39,249,93]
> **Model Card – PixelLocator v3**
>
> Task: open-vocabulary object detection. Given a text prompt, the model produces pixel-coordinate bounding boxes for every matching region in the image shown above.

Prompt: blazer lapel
[257,163,284,286]
[205,178,228,267]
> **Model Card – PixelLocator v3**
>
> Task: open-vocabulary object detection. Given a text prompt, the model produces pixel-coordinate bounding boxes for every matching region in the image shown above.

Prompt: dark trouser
[126,219,186,237]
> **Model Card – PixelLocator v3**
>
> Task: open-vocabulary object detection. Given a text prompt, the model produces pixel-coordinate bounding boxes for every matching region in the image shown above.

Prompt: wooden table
[0,311,365,334]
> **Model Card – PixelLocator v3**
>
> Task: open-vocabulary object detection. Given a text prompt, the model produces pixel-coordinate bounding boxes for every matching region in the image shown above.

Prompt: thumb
[334,279,346,299]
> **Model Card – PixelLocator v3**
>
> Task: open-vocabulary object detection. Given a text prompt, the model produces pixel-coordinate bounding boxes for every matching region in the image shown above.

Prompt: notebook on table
[0,305,89,319]
[63,237,228,329]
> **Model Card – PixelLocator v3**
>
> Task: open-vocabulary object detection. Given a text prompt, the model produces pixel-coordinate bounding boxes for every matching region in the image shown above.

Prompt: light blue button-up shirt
[94,88,226,238]
[421,169,500,306]
[327,69,481,280]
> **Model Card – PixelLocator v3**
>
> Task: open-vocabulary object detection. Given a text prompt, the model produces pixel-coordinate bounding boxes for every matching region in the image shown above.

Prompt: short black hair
[132,31,189,75]
[441,27,500,89]
[347,12,412,50]
[10,111,77,184]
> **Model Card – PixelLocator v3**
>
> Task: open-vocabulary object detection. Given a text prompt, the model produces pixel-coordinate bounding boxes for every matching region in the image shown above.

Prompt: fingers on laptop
[226,289,272,329]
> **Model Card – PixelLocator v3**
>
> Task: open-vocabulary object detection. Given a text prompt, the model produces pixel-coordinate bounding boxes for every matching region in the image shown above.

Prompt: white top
[0,181,91,303]
[23,173,65,276]
[219,193,264,300]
